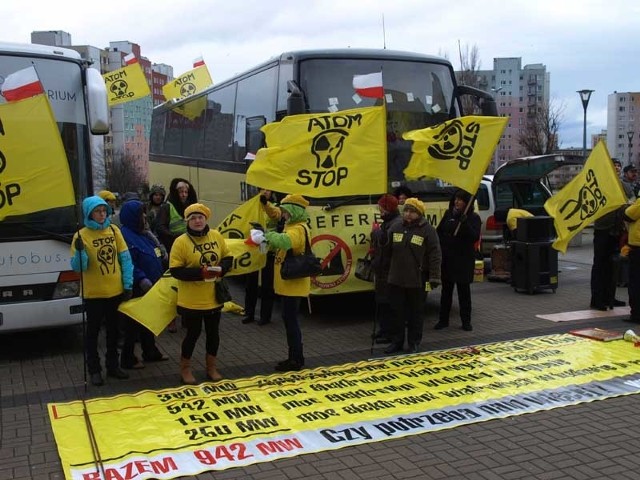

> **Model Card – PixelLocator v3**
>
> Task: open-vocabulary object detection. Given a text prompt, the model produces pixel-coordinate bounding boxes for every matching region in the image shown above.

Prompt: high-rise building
[606,92,639,167]
[31,30,71,47]
[464,57,550,171]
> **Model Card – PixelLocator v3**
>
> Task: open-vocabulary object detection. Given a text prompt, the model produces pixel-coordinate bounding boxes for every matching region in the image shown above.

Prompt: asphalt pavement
[1,229,639,480]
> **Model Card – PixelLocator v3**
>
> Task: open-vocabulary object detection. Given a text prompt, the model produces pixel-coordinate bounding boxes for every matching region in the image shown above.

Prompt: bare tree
[455,42,482,115]
[105,150,148,196]
[517,99,565,156]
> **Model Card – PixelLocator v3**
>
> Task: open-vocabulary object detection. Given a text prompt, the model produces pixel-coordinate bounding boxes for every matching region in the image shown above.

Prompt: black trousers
[439,280,472,325]
[244,253,275,321]
[281,296,303,362]
[84,296,122,374]
[628,247,640,322]
[179,308,221,358]
[388,284,424,347]
[591,230,619,308]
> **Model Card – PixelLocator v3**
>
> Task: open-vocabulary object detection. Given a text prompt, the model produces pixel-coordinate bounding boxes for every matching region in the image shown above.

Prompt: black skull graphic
[311,129,348,169]
[97,244,117,275]
[110,79,129,99]
[427,120,464,160]
[180,82,197,97]
[199,251,219,266]
[559,184,600,232]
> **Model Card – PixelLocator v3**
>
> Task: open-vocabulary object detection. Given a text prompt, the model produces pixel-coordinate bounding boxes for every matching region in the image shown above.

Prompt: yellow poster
[0,94,75,220]
[217,194,268,239]
[49,334,640,479]
[163,65,213,102]
[103,63,150,106]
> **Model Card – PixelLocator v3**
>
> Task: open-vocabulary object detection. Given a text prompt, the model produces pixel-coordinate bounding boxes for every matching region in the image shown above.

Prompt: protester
[384,198,441,354]
[263,194,312,372]
[369,194,402,343]
[157,178,197,333]
[435,190,482,331]
[118,200,169,369]
[169,203,232,384]
[70,195,133,386]
[146,184,166,235]
[242,190,280,326]
[622,165,638,200]
[623,197,640,324]
[392,185,413,205]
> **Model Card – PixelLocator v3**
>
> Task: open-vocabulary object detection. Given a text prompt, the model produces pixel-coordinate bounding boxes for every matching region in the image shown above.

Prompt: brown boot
[180,357,196,385]
[206,354,223,381]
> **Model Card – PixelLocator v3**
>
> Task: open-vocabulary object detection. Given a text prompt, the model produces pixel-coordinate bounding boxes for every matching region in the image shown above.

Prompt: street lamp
[491,87,504,173]
[577,89,594,159]
[627,130,634,167]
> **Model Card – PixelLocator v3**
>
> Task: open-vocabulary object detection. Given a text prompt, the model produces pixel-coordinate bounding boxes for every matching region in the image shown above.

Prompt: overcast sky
[4,0,638,147]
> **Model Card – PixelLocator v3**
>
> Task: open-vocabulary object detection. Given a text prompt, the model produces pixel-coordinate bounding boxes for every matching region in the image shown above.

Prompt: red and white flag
[353,72,384,99]
[193,56,205,68]
[1,66,44,102]
[124,53,138,66]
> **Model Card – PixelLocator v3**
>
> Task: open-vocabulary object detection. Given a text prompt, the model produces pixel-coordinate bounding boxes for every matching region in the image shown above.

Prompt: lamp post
[491,87,503,173]
[577,89,594,159]
[627,130,634,167]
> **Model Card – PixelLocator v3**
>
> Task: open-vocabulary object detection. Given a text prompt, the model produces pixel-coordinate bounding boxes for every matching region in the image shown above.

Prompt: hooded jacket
[120,201,165,290]
[70,196,133,298]
[156,178,198,250]
[264,203,311,297]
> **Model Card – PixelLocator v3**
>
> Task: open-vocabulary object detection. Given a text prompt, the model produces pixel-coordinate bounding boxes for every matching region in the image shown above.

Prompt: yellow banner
[0,94,75,220]
[103,63,150,106]
[403,116,508,193]
[217,194,268,239]
[247,105,387,197]
[119,239,266,335]
[48,334,640,479]
[162,65,213,102]
[545,142,628,253]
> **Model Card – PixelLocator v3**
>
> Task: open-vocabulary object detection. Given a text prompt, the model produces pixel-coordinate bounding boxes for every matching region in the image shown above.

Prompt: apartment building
[606,92,639,166]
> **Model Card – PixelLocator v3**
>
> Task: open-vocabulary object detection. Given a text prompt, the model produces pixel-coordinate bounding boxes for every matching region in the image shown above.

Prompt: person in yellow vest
[169,203,233,384]
[263,194,312,372]
[157,178,198,333]
[70,195,133,386]
[623,198,640,324]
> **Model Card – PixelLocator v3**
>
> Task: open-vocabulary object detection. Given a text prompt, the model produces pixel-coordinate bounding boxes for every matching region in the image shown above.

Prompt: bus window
[246,116,266,154]
[203,85,236,162]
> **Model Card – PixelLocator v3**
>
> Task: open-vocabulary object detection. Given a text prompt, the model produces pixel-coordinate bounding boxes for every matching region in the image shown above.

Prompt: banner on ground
[247,105,387,197]
[48,334,640,479]
[545,141,628,253]
[0,87,75,220]
[403,116,508,194]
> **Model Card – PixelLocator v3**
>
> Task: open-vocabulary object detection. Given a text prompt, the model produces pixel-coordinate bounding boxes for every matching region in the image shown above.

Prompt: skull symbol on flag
[311,129,348,169]
[110,80,129,99]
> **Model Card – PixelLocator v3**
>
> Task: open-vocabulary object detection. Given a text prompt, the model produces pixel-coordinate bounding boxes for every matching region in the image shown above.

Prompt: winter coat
[370,212,401,302]
[437,202,482,284]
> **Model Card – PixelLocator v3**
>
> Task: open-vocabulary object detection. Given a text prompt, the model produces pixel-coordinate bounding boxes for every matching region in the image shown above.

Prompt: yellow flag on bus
[545,141,628,253]
[103,63,150,106]
[403,116,507,193]
[162,64,213,102]
[217,194,268,239]
[247,105,387,197]
[0,93,75,220]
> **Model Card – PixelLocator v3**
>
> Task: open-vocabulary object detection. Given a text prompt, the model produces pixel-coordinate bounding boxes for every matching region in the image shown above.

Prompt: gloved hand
[429,280,440,289]
[121,289,133,302]
[459,214,467,223]
[74,237,85,251]
[201,266,218,280]
[245,229,266,247]
[140,278,153,293]
[621,245,631,257]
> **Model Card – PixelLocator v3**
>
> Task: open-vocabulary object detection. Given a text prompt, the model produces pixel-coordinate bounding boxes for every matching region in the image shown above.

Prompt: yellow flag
[247,105,387,196]
[162,65,213,101]
[544,142,628,253]
[0,94,75,220]
[403,116,508,193]
[217,194,268,238]
[171,95,207,121]
[103,63,150,106]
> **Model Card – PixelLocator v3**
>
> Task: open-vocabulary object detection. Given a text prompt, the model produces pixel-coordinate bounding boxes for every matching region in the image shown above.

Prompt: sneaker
[274,359,303,372]
[90,373,104,386]
[107,368,130,380]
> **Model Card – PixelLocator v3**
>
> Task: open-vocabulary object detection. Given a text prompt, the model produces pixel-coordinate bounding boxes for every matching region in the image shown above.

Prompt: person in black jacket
[435,189,482,331]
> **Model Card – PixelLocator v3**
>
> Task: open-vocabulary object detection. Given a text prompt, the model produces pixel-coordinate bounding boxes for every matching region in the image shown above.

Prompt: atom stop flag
[217,194,268,239]
[545,141,627,253]
[0,66,44,102]
[103,62,150,106]
[403,116,507,194]
[247,105,387,197]
[162,61,213,102]
[0,93,75,220]
[353,72,384,99]
[193,56,205,68]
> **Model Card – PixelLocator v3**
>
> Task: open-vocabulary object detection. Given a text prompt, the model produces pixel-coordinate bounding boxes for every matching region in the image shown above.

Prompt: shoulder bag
[354,253,375,282]
[280,226,323,280]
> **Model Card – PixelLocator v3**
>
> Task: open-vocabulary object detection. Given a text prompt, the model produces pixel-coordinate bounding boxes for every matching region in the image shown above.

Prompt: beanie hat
[403,197,425,216]
[98,190,116,202]
[280,194,309,209]
[377,194,399,213]
[150,184,166,196]
[184,203,211,220]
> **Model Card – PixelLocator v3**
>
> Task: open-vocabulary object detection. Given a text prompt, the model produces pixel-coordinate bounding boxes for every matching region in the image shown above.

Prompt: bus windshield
[0,54,89,241]
[299,57,458,197]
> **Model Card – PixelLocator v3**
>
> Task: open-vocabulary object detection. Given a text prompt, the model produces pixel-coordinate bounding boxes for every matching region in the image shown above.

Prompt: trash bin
[511,240,558,294]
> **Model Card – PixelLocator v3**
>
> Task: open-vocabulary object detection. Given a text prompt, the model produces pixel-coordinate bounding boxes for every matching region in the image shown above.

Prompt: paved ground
[1,229,639,480]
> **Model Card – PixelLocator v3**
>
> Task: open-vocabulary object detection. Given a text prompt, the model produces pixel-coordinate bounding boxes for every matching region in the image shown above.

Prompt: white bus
[0,42,109,332]
[149,48,496,295]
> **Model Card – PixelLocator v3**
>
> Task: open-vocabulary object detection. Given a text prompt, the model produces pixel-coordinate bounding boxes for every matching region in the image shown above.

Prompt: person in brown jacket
[384,198,441,354]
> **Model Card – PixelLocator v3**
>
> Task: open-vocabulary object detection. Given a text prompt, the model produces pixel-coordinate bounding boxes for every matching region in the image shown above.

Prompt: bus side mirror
[286,80,305,115]
[85,68,110,135]
[456,85,498,117]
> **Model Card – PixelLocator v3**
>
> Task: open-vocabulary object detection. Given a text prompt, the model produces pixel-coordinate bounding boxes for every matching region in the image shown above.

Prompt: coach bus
[149,48,495,295]
[0,42,109,331]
